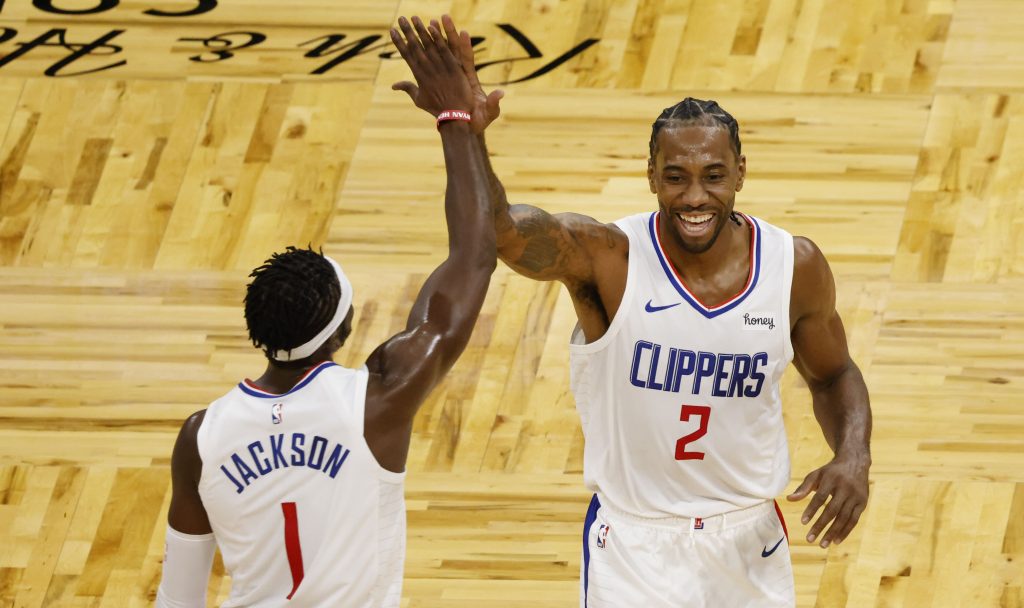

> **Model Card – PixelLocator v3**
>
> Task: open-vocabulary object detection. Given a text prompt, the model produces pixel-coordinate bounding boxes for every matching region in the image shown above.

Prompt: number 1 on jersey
[281,502,304,599]
[675,404,711,460]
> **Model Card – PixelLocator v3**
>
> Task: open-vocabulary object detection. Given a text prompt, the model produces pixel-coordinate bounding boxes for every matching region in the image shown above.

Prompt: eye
[706,173,725,182]
[665,174,683,183]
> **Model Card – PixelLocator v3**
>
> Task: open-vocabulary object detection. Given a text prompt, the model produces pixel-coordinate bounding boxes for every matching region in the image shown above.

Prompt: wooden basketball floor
[1,0,1023,606]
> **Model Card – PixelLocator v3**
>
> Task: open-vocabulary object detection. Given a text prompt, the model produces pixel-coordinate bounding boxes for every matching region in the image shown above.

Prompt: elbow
[483,255,498,274]
[482,243,498,272]
[463,255,496,277]
[453,241,497,273]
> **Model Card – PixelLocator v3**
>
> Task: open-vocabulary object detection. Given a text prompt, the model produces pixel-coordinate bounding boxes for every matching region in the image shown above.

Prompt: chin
[677,235,718,255]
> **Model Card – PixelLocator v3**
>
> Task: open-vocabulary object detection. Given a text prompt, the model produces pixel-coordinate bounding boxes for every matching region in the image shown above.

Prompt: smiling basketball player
[393,15,872,607]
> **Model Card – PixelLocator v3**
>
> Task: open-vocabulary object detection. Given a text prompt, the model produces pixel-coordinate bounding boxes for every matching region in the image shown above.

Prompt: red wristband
[436,110,472,129]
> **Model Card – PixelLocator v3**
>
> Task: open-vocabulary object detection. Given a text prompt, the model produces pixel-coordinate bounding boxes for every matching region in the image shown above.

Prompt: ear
[735,154,746,192]
[647,158,657,194]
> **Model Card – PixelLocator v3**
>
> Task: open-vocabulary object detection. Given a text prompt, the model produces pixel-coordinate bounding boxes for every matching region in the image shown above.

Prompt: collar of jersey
[647,211,761,319]
[239,361,337,398]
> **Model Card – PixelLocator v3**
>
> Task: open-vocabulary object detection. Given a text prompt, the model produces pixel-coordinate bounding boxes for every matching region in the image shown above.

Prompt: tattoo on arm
[514,210,562,273]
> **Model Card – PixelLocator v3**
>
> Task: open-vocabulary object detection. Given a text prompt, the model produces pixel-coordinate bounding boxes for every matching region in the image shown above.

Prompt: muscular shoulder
[179,409,207,442]
[791,236,836,323]
[172,409,207,476]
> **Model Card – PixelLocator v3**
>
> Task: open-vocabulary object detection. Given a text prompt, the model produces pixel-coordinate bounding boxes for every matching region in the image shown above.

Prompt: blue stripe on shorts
[582,494,600,606]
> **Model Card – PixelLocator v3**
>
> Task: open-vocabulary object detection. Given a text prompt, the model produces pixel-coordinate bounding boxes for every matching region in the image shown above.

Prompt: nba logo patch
[693,517,704,530]
[271,403,284,424]
[597,524,610,548]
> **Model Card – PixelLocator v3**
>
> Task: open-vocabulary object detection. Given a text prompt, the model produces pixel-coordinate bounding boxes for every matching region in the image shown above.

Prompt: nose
[680,179,710,206]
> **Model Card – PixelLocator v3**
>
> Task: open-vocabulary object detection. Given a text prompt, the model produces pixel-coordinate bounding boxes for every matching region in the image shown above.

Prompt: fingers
[786,469,819,502]
[805,487,840,546]
[391,81,419,100]
[486,89,504,118]
[790,463,869,548]
[393,15,461,79]
[440,14,461,60]
[396,16,426,65]
[427,21,461,73]
[827,501,865,546]
[458,30,482,84]
[820,499,856,547]
[389,25,414,67]
[801,482,831,527]
[412,16,441,62]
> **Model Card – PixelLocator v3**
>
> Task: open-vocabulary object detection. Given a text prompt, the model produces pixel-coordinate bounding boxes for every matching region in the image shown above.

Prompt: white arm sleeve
[155,526,217,608]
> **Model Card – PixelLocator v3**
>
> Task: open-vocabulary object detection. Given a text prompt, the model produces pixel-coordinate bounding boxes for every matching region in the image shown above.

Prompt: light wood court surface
[1,0,1023,606]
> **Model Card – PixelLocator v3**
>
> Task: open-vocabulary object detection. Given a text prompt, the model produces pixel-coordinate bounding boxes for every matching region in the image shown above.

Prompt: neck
[251,358,330,394]
[659,212,748,282]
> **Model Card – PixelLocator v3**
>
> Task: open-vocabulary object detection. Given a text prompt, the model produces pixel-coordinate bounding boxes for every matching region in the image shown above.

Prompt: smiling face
[648,124,746,255]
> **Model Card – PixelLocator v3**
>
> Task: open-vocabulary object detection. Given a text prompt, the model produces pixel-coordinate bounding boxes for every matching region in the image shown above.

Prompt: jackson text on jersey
[218,432,352,494]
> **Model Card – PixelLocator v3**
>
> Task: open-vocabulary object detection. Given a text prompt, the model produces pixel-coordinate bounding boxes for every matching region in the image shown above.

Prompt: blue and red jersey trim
[239,361,337,398]
[647,211,762,319]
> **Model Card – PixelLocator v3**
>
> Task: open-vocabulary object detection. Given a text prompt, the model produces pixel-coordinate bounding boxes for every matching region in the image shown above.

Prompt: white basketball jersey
[197,362,406,607]
[569,211,794,518]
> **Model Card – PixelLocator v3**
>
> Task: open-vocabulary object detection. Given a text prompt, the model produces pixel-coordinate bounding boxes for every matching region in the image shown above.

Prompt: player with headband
[157,17,494,607]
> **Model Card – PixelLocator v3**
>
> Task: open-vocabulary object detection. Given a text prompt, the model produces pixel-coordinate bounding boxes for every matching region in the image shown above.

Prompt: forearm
[156,526,215,608]
[476,132,517,242]
[400,122,495,352]
[809,362,872,460]
[441,123,496,264]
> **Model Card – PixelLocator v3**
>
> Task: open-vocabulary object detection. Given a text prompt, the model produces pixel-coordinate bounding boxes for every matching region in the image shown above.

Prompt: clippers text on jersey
[629,340,768,397]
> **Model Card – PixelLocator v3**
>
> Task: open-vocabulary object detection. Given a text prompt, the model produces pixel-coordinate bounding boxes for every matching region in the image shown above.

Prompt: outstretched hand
[390,16,474,118]
[393,15,504,133]
[786,455,869,548]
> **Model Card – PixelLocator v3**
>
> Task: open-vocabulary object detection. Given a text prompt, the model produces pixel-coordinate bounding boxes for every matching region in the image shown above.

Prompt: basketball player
[393,15,872,606]
[155,22,494,607]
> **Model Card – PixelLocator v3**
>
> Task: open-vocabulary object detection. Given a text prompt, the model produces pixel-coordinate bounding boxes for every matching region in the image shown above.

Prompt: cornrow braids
[648,97,742,160]
[243,246,342,362]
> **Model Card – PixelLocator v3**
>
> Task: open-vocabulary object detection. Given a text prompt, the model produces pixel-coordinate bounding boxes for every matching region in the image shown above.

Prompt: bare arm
[167,410,212,534]
[394,16,627,288]
[786,237,872,548]
[159,411,215,607]
[362,18,496,472]
[473,132,616,284]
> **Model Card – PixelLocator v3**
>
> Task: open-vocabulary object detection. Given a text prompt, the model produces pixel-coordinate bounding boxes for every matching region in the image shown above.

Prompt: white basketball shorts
[580,494,795,607]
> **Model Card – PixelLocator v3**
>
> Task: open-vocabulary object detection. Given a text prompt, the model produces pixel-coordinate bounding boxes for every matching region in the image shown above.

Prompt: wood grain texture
[2,0,1024,606]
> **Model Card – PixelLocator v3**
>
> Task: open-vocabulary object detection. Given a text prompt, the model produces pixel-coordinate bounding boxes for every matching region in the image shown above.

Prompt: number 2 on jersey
[675,404,711,460]
[281,502,304,599]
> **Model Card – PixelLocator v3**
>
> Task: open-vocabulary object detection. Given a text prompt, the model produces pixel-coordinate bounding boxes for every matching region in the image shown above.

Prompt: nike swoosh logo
[761,536,785,557]
[645,300,681,313]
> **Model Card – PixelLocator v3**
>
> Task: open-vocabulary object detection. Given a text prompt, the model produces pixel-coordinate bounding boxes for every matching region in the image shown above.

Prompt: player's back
[197,361,405,607]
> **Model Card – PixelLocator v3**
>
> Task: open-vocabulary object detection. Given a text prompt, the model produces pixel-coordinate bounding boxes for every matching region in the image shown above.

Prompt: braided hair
[244,246,343,364]
[648,97,742,160]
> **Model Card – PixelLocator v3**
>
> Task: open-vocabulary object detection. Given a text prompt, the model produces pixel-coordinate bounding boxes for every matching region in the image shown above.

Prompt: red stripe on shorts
[773,499,789,541]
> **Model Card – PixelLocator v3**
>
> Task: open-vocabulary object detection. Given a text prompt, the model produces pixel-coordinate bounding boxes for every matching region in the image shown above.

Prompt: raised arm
[785,237,872,549]
[360,18,496,471]
[393,16,626,288]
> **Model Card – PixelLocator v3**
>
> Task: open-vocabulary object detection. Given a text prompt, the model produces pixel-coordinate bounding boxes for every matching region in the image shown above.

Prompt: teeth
[677,213,713,224]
